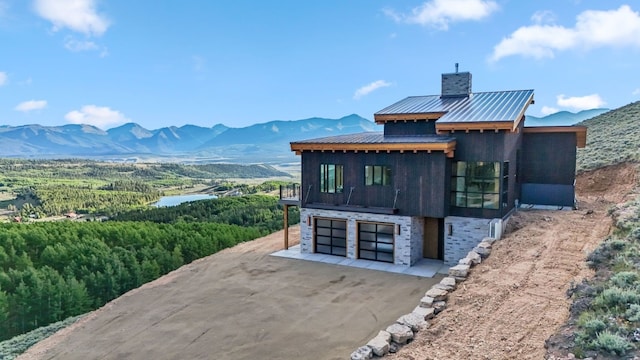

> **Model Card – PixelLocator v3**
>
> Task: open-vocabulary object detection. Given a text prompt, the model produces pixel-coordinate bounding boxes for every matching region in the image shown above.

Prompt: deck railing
[279,183,301,201]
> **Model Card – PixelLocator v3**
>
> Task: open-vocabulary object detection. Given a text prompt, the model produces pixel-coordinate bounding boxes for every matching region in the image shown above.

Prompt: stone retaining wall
[350,236,499,359]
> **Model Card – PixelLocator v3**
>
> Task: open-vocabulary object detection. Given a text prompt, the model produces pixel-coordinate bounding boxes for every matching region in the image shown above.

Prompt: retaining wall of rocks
[350,236,499,359]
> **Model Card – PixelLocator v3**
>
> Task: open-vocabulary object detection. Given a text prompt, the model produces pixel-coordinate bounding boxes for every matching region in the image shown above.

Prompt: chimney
[441,64,472,98]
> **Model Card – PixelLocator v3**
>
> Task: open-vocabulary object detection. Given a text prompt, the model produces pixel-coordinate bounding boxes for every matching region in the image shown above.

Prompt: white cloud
[633,88,640,96]
[0,71,6,86]
[384,0,499,30]
[65,105,129,129]
[556,94,606,111]
[64,37,108,56]
[353,80,391,100]
[531,10,557,25]
[64,37,98,51]
[491,5,640,61]
[15,100,47,112]
[33,0,110,36]
[540,106,560,115]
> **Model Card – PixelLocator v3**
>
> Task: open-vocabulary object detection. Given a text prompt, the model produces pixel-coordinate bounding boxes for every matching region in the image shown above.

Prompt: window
[365,165,391,186]
[320,164,343,193]
[451,161,501,209]
[358,222,394,263]
[315,219,346,256]
[502,161,509,209]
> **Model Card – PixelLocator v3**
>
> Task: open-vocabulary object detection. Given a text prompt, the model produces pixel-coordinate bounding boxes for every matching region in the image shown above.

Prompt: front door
[423,217,440,259]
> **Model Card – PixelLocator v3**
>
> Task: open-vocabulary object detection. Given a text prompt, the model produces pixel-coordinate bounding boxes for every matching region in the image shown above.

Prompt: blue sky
[0,0,639,130]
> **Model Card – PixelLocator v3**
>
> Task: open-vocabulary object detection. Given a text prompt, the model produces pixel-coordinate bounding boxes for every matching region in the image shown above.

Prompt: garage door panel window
[314,219,347,257]
[358,222,394,263]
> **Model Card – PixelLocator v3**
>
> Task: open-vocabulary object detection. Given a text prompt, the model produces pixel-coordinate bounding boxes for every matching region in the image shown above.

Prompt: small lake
[153,194,218,207]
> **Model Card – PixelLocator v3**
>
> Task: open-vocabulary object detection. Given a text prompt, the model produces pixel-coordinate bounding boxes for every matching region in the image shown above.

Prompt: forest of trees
[0,159,290,190]
[0,159,301,344]
[0,195,299,341]
[112,195,300,232]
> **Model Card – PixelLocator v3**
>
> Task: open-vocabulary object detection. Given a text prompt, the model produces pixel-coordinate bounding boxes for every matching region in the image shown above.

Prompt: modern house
[280,69,587,266]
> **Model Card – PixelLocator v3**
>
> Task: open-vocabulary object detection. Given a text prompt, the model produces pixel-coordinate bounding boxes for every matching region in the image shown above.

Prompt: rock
[433,283,454,291]
[458,257,472,265]
[448,264,470,279]
[425,287,448,301]
[366,331,391,357]
[350,346,373,360]
[482,236,497,245]
[433,301,447,314]
[388,342,400,353]
[419,295,434,308]
[397,313,428,332]
[474,241,492,258]
[412,305,435,320]
[440,277,457,289]
[386,323,414,344]
[466,251,482,265]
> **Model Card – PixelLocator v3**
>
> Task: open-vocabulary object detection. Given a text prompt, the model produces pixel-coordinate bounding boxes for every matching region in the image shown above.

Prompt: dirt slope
[388,163,638,360]
[18,227,439,360]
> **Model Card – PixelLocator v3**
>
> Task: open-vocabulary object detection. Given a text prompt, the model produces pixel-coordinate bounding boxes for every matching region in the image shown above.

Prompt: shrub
[579,317,607,337]
[610,271,640,288]
[590,330,633,356]
[625,304,640,322]
[593,286,640,310]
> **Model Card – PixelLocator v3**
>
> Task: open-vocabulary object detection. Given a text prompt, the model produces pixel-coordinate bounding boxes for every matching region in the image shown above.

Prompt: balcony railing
[279,184,301,204]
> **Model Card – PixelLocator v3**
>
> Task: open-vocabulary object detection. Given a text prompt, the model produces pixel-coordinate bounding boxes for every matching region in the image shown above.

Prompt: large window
[358,222,394,263]
[451,161,500,209]
[320,164,343,193]
[315,219,346,256]
[502,161,509,209]
[365,165,391,186]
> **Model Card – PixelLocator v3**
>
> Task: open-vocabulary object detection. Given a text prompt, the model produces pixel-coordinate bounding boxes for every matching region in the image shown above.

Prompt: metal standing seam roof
[374,89,534,123]
[291,132,455,145]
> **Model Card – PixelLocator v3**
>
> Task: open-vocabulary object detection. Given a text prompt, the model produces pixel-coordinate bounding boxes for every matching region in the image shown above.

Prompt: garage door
[358,222,394,263]
[314,219,347,256]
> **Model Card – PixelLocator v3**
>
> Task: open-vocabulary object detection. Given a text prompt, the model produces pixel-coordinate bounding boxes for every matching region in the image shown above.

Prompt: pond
[153,194,218,207]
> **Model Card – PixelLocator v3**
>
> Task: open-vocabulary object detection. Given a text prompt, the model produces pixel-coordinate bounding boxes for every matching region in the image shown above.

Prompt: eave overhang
[523,126,588,148]
[374,112,445,123]
[290,140,457,158]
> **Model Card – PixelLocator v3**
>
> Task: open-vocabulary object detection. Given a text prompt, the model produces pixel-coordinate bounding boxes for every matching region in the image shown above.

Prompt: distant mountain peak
[0,115,379,160]
[526,108,610,127]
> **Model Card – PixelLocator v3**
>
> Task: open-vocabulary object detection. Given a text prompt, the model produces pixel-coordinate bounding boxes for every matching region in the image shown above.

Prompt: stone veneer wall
[410,217,424,263]
[299,208,422,266]
[443,216,492,266]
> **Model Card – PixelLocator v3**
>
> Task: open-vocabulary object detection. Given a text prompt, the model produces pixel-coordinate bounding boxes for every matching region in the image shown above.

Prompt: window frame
[320,163,344,193]
[450,161,501,210]
[364,165,392,186]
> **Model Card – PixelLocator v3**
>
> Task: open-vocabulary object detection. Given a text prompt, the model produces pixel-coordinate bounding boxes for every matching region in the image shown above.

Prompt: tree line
[0,195,299,341]
[112,195,300,232]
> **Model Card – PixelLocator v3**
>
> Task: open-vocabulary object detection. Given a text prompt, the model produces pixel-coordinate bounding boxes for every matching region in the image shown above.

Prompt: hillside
[577,101,640,171]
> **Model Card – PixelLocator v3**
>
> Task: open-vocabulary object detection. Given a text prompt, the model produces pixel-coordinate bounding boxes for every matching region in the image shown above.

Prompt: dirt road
[388,163,638,360]
[19,227,439,360]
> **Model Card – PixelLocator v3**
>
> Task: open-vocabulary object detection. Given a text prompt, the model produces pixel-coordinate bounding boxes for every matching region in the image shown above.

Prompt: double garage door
[314,219,394,263]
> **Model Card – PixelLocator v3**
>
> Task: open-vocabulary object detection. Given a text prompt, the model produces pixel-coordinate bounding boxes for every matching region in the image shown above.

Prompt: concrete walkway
[271,244,449,278]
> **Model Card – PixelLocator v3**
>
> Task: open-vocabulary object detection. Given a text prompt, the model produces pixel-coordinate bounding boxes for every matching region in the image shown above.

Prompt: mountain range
[524,108,609,127]
[0,110,607,162]
[0,114,378,162]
